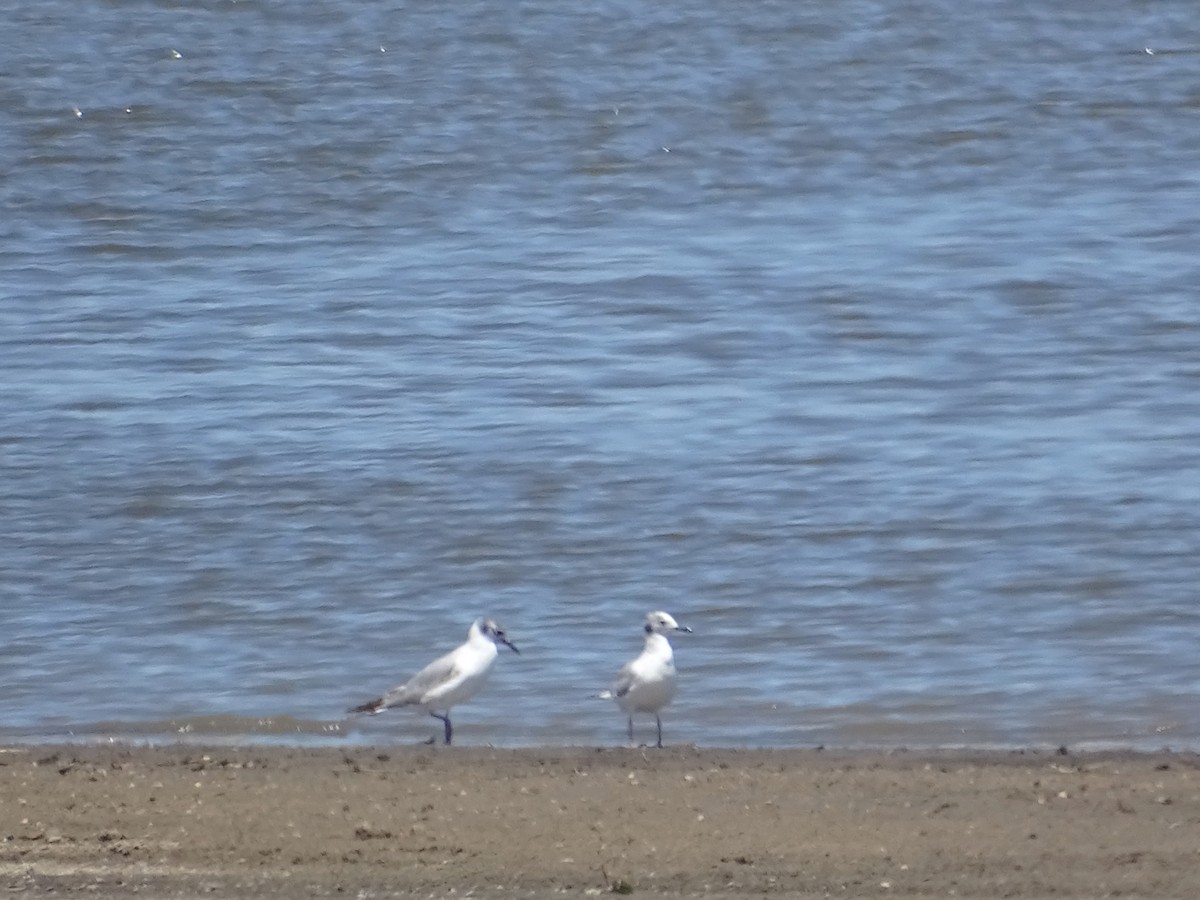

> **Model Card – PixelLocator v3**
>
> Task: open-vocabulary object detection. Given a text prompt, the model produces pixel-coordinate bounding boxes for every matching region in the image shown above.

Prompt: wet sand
[2,744,1198,898]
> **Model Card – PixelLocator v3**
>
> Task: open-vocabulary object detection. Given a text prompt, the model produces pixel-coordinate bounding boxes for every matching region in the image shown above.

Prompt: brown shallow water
[2,744,1199,898]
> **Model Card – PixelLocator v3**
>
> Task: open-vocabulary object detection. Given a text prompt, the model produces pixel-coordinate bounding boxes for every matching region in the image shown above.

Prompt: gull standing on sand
[348,618,518,745]
[600,611,692,748]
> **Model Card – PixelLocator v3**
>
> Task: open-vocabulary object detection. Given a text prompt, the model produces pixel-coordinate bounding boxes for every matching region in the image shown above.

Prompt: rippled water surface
[3,0,1200,749]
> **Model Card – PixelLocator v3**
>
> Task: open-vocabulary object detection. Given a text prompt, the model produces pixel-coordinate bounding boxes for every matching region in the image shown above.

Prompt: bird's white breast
[616,636,678,713]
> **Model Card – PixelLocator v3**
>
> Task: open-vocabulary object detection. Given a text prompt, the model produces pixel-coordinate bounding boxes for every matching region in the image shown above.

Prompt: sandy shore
[2,744,1198,898]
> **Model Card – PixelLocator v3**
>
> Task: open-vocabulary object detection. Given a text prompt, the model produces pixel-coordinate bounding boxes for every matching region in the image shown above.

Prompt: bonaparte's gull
[348,618,518,745]
[599,611,692,748]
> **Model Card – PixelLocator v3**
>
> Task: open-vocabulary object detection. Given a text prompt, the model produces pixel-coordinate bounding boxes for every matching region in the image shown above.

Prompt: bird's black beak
[676,625,693,633]
[503,638,520,654]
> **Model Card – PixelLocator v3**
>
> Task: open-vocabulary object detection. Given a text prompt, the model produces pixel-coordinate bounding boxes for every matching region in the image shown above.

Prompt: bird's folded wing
[383,653,461,706]
[611,661,638,698]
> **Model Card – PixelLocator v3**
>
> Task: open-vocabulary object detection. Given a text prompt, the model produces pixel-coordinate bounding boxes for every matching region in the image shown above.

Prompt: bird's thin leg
[627,716,634,747]
[431,712,452,745]
[655,714,663,749]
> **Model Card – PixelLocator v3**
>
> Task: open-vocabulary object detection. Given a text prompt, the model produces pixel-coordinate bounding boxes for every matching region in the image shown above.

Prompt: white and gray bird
[599,611,692,748]
[348,618,518,745]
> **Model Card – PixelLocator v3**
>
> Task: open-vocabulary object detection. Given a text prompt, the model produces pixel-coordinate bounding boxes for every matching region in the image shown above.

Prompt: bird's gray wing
[381,652,461,708]
[611,660,638,699]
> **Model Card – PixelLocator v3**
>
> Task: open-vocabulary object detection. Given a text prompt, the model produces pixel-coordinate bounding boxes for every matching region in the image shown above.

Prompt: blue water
[2,0,1200,750]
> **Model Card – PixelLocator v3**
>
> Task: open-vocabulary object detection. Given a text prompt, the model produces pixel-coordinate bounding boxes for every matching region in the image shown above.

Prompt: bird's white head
[477,618,520,653]
[644,611,692,636]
